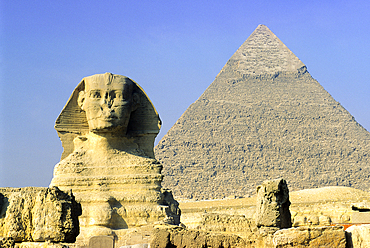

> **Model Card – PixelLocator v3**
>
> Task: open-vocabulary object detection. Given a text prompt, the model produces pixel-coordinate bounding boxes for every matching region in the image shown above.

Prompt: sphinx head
[77,73,139,135]
[55,72,161,159]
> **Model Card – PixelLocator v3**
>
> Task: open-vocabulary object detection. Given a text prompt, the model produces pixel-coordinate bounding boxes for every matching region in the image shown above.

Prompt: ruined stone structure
[1,26,369,247]
[50,73,180,243]
[0,187,80,243]
[255,179,291,229]
[151,181,359,248]
[346,224,370,248]
[272,226,347,248]
[155,24,370,200]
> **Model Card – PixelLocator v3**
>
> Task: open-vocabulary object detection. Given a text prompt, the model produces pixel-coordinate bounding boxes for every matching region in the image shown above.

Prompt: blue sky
[1,1,369,188]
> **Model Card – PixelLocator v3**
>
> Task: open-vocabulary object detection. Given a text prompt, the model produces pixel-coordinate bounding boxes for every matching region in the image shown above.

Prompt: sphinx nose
[102,96,113,108]
[100,101,111,110]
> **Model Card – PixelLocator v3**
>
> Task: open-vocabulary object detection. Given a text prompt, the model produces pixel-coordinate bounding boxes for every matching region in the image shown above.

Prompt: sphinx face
[79,78,135,134]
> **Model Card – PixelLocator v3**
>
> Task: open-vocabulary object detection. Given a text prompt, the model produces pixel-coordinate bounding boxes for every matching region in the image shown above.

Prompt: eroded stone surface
[155,24,370,200]
[0,237,15,248]
[199,213,256,234]
[352,201,370,211]
[178,186,370,238]
[273,226,346,248]
[150,225,348,248]
[255,179,291,229]
[346,224,370,248]
[89,235,114,248]
[150,225,246,248]
[50,73,180,243]
[0,187,80,243]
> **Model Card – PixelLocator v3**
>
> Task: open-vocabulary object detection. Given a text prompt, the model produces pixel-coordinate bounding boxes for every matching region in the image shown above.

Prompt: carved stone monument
[50,73,180,243]
[155,24,370,200]
[255,178,291,229]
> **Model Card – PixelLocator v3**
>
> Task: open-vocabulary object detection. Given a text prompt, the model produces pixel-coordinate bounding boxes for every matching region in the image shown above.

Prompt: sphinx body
[50,73,180,241]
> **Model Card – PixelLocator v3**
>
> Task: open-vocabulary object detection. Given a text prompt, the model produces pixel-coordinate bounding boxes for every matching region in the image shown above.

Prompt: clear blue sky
[1,1,369,188]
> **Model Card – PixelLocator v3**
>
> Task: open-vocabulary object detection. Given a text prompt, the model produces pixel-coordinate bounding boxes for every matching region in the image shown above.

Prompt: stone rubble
[0,187,80,243]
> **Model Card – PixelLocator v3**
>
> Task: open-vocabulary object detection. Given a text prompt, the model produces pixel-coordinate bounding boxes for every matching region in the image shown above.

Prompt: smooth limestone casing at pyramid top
[155,25,370,200]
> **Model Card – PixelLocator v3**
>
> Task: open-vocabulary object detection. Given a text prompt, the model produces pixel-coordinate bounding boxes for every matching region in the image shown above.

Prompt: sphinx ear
[131,92,140,111]
[77,91,86,110]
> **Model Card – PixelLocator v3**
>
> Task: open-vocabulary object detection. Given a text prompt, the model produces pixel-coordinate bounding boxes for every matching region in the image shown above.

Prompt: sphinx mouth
[92,114,118,121]
[102,116,118,121]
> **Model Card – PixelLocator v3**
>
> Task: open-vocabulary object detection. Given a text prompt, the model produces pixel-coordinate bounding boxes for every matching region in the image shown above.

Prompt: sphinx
[50,73,180,241]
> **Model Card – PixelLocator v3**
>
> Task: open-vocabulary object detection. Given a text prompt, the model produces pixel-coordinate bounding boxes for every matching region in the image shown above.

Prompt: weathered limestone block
[255,179,292,229]
[346,224,370,248]
[0,187,80,243]
[50,73,180,242]
[199,213,257,235]
[0,237,15,248]
[273,226,346,248]
[162,189,181,225]
[150,225,246,248]
[289,187,370,227]
[89,235,114,248]
[352,201,370,211]
[352,202,370,224]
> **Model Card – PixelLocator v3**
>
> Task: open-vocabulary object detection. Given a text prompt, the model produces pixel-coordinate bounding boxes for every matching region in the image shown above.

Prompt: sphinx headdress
[55,72,161,159]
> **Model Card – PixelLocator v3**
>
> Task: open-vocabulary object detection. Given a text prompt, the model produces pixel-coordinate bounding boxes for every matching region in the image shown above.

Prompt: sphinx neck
[75,132,139,153]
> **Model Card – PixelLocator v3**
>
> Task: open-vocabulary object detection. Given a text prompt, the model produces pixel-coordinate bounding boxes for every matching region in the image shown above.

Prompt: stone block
[255,178,292,228]
[150,225,246,248]
[273,226,346,248]
[89,235,114,248]
[0,237,15,248]
[346,224,370,248]
[352,212,370,224]
[0,187,81,242]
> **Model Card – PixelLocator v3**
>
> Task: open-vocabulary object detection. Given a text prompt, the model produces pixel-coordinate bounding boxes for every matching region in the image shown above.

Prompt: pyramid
[155,25,370,200]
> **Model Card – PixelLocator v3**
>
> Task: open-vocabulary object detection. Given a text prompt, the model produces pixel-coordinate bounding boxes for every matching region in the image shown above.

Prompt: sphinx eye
[114,91,124,99]
[109,91,116,99]
[90,90,101,99]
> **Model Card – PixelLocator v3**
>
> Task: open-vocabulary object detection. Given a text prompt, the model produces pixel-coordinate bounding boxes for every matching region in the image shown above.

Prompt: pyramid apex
[155,24,370,201]
[221,25,305,75]
[256,24,268,29]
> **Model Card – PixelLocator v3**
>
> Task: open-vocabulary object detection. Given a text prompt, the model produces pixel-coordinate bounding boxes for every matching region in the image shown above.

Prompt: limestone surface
[256,179,291,229]
[150,225,348,248]
[150,225,246,248]
[50,73,180,243]
[88,235,114,248]
[155,24,370,200]
[199,213,256,234]
[0,237,14,248]
[178,186,370,235]
[0,187,80,243]
[273,226,346,248]
[346,224,370,248]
